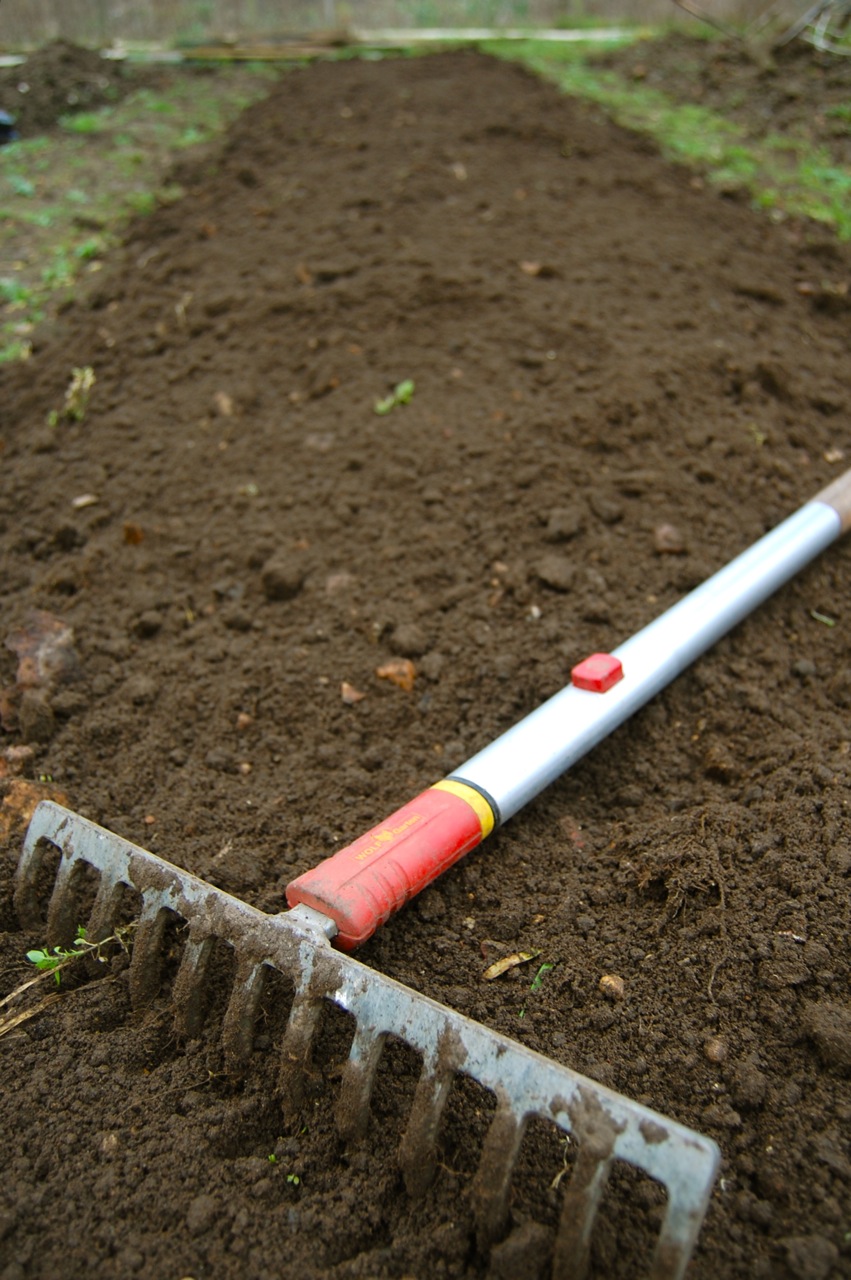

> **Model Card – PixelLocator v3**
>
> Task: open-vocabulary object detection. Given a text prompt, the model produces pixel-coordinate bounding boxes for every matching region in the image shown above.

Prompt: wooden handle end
[815,468,851,533]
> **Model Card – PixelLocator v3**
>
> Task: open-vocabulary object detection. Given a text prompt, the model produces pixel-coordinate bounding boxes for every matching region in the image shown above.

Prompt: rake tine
[648,1169,719,1280]
[399,1058,455,1197]
[14,821,52,930]
[222,957,268,1068]
[128,896,172,1008]
[44,853,82,949]
[172,933,216,1040]
[278,987,325,1114]
[550,1085,625,1277]
[552,1146,615,1280]
[336,1024,386,1144]
[470,1095,527,1249]
[85,871,125,944]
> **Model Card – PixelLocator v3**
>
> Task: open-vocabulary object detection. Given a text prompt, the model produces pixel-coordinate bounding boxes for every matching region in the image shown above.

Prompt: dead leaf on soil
[482,950,540,981]
[341,681,367,705]
[376,658,416,692]
[5,610,80,691]
[123,521,144,545]
[0,777,69,842]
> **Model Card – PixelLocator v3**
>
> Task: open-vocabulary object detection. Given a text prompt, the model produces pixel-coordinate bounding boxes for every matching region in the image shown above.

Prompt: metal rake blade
[15,801,720,1280]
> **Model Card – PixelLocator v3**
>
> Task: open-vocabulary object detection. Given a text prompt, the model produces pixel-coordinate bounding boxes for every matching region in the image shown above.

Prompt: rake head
[15,800,720,1279]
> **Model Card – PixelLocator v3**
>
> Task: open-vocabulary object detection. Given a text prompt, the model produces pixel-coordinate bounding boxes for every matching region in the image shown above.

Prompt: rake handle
[816,468,851,530]
[286,780,495,951]
[288,467,850,950]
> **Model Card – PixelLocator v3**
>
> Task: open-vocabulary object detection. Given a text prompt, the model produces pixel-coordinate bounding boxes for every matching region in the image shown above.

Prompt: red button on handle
[571,653,624,693]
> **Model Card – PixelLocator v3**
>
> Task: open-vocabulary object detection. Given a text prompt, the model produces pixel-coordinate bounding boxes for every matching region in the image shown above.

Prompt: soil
[1,42,850,1280]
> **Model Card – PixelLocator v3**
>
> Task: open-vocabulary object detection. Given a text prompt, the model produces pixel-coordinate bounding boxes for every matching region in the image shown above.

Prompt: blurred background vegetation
[1,0,786,47]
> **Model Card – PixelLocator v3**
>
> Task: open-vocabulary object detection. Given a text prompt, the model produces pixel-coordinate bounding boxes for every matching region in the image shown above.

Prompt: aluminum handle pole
[453,498,843,823]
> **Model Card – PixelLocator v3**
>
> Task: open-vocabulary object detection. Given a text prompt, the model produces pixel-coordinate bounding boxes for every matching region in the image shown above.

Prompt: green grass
[485,37,851,241]
[0,64,277,362]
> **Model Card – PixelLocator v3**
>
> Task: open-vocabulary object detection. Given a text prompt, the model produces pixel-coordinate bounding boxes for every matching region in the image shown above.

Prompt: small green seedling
[267,1153,277,1164]
[529,962,555,994]
[286,1173,300,1186]
[374,378,415,415]
[25,921,134,986]
[26,925,90,986]
[519,960,556,1018]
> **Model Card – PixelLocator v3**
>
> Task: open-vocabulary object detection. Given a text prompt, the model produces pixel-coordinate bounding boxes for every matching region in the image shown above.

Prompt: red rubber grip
[286,787,486,951]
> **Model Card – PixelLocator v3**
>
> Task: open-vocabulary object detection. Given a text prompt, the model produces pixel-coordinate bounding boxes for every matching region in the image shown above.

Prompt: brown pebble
[654,522,686,554]
[703,1036,727,1063]
[211,390,234,416]
[599,973,625,1001]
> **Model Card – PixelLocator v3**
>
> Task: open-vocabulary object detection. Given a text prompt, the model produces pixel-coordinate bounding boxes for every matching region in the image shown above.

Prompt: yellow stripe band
[431,779,496,838]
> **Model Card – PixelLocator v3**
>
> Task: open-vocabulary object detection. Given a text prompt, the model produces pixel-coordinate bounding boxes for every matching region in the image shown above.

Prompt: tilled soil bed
[1,48,850,1280]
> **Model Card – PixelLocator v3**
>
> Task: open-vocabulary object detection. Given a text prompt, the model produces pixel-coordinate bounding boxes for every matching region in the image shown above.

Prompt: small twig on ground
[0,993,62,1040]
[706,825,730,1002]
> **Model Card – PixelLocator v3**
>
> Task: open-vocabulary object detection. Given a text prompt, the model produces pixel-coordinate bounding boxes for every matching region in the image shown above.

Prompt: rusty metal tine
[44,853,82,948]
[172,933,215,1040]
[336,1025,386,1143]
[399,1060,455,1197]
[278,989,325,1115]
[470,1096,527,1249]
[127,894,172,1009]
[552,1146,615,1280]
[222,958,268,1068]
[648,1175,719,1280]
[14,803,56,929]
[85,872,125,943]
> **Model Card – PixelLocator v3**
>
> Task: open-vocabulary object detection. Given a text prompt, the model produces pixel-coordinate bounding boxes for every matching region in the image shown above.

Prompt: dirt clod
[801,1000,851,1073]
[260,554,306,602]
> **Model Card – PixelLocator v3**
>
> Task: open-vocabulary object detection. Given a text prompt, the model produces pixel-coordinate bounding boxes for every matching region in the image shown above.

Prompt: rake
[15,467,851,1279]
